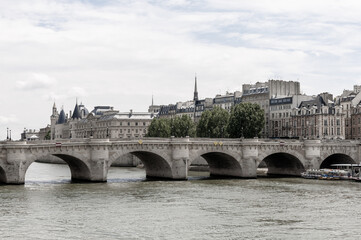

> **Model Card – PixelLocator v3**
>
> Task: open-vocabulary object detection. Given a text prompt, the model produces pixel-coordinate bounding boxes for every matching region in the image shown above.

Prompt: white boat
[301,168,351,180]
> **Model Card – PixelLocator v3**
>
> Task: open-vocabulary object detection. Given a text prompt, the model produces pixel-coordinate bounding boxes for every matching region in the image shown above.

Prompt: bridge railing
[2,137,360,146]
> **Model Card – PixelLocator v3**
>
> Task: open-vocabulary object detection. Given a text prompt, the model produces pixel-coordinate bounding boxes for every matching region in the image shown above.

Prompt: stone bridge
[0,137,360,184]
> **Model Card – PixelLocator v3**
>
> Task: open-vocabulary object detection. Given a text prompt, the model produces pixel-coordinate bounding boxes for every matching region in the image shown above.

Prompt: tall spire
[193,73,198,101]
[152,95,154,106]
[72,100,81,119]
[52,102,58,117]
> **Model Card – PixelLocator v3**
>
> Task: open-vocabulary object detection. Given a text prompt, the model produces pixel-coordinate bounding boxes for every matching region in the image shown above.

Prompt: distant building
[242,80,301,137]
[291,95,345,139]
[269,95,314,138]
[354,85,361,93]
[213,91,242,112]
[49,102,154,140]
[154,77,243,121]
[21,129,41,141]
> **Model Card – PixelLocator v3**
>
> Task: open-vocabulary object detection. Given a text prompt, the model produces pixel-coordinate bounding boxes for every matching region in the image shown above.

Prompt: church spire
[52,102,58,117]
[193,74,198,101]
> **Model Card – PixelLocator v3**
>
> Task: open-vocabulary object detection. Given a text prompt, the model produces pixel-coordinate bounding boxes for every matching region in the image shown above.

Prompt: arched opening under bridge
[0,167,7,184]
[199,152,242,178]
[259,153,305,177]
[25,154,90,183]
[130,151,173,179]
[320,154,355,169]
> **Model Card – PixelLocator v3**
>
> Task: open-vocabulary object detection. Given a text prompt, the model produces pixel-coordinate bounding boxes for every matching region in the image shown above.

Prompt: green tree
[146,118,171,137]
[171,115,196,137]
[196,107,229,138]
[44,130,51,140]
[228,102,265,138]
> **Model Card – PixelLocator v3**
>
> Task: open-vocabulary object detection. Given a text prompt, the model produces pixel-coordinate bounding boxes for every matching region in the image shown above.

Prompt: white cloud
[0,115,18,125]
[1,0,361,139]
[16,73,57,90]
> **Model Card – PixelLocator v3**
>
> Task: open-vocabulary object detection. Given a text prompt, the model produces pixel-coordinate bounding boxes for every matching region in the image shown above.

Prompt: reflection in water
[0,163,359,239]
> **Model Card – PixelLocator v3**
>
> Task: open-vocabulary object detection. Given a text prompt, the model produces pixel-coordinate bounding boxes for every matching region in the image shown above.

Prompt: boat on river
[302,164,361,181]
[301,168,351,180]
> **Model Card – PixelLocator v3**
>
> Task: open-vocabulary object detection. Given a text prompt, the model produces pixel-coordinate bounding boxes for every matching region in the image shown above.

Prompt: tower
[193,74,198,102]
[50,102,58,140]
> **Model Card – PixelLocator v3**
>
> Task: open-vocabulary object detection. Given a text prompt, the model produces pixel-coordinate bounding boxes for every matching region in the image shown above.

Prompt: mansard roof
[298,95,326,110]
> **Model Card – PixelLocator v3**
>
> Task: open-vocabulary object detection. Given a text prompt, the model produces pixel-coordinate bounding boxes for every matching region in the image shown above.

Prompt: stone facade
[1,138,360,184]
[269,95,313,138]
[242,80,301,137]
[291,95,345,139]
[49,103,154,140]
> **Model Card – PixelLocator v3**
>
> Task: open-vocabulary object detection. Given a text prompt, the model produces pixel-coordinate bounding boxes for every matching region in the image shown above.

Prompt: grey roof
[57,109,66,124]
[79,104,89,117]
[299,95,326,109]
[91,106,113,116]
[72,103,82,119]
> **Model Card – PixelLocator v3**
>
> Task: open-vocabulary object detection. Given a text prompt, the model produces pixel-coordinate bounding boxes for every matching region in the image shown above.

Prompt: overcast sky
[2,0,361,140]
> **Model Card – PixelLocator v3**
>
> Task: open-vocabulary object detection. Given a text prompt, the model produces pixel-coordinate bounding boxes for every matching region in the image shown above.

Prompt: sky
[1,0,361,140]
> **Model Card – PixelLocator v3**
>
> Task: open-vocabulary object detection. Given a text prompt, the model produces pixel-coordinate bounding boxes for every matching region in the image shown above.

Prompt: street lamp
[6,127,9,141]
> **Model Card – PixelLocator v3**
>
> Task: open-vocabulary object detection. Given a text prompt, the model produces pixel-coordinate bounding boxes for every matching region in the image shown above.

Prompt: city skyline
[2,0,361,139]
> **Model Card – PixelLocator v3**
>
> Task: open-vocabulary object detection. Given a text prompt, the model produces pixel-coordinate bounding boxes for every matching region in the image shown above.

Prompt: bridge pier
[1,142,28,184]
[169,137,188,180]
[304,140,322,169]
[240,139,259,178]
[81,139,110,182]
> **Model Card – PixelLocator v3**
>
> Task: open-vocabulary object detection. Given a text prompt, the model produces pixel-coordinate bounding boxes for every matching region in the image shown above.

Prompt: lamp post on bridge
[6,127,9,141]
[23,128,27,141]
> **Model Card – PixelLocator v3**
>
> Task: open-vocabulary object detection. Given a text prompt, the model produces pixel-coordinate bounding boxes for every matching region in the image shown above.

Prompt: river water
[0,163,360,240]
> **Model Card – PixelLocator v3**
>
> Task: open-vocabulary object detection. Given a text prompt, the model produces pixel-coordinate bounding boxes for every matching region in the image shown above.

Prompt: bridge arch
[201,152,242,178]
[320,153,356,169]
[258,152,305,177]
[25,153,92,182]
[109,150,173,179]
[189,149,244,178]
[0,166,7,183]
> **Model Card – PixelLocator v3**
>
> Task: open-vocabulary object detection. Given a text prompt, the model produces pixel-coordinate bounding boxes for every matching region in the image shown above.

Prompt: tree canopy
[147,115,196,138]
[228,102,265,138]
[146,118,171,137]
[196,106,229,138]
[171,115,196,137]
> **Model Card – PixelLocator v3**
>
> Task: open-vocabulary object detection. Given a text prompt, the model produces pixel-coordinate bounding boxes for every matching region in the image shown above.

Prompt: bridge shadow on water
[22,162,314,185]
